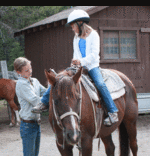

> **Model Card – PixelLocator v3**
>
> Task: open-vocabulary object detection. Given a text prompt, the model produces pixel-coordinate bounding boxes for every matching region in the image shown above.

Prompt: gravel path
[0,115,150,156]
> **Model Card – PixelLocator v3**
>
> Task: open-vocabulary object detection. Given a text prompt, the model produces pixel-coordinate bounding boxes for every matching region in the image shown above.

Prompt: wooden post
[0,60,11,121]
[0,60,9,79]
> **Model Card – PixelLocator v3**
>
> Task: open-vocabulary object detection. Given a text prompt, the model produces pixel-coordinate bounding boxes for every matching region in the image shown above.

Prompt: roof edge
[14,6,109,37]
[87,6,109,15]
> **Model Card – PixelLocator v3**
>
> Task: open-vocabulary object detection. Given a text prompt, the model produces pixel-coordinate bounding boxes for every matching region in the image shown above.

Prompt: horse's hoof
[9,123,15,127]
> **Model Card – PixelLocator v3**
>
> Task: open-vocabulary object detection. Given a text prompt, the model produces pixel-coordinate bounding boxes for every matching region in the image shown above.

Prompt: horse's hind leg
[8,100,20,126]
[101,134,115,156]
[124,121,138,156]
[121,98,138,156]
[119,120,138,156]
[128,122,138,156]
[9,107,15,127]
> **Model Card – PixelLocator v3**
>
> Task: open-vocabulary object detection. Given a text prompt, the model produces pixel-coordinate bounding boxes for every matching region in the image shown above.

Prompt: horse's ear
[73,67,82,84]
[45,69,56,86]
[48,68,57,76]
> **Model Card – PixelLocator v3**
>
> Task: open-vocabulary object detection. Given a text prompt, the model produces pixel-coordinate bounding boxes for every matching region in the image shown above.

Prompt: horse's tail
[119,121,130,156]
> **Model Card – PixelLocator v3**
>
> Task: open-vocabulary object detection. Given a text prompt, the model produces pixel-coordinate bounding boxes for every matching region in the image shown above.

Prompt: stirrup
[104,112,118,126]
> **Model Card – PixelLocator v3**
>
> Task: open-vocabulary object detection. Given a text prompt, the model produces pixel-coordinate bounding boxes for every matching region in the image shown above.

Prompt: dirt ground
[0,113,150,156]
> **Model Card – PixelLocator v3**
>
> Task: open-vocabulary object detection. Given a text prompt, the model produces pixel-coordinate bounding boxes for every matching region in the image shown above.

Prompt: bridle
[60,111,80,121]
[49,66,103,155]
[52,77,82,150]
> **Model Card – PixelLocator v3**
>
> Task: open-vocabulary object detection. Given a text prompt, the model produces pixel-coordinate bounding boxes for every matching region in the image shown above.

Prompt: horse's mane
[57,68,75,77]
[54,68,80,100]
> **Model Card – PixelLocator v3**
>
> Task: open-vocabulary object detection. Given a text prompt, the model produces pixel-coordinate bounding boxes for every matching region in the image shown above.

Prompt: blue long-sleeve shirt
[79,38,86,58]
[16,77,47,121]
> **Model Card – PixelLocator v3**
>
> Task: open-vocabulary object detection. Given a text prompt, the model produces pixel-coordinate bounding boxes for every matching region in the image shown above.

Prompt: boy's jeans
[20,121,41,156]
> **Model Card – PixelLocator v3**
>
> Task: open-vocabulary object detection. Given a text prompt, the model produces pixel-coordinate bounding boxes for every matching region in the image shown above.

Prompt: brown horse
[0,78,20,126]
[45,67,138,156]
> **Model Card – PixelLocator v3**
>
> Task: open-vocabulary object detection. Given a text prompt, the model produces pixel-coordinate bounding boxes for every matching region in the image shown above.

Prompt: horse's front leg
[56,142,73,156]
[81,135,93,156]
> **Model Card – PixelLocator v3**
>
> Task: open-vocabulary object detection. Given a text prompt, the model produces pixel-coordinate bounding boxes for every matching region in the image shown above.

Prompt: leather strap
[60,111,80,120]
[21,118,37,123]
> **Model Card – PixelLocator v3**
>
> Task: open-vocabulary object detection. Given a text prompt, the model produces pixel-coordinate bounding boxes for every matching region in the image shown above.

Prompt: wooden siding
[25,6,150,93]
[25,26,74,85]
[89,6,150,93]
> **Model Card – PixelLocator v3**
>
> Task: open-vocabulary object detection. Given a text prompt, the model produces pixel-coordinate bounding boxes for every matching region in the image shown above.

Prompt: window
[99,27,140,63]
[103,30,136,59]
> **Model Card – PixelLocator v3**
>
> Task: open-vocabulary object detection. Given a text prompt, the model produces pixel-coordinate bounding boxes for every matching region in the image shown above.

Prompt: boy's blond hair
[14,57,31,72]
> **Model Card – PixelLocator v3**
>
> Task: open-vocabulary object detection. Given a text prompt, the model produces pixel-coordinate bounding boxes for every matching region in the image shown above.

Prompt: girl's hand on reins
[71,59,81,67]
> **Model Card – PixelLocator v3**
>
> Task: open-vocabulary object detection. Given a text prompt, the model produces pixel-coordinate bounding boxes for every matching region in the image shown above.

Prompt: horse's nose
[66,129,81,145]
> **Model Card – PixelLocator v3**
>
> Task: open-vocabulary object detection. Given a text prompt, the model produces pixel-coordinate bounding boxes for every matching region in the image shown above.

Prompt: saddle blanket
[81,68,126,101]
[100,68,126,100]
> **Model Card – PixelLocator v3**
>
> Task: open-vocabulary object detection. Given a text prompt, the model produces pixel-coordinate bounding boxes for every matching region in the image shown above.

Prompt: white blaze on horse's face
[70,108,78,141]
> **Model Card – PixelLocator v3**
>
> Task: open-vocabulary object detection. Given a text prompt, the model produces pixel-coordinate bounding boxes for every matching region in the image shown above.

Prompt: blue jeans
[88,67,118,113]
[20,121,41,156]
[41,85,51,106]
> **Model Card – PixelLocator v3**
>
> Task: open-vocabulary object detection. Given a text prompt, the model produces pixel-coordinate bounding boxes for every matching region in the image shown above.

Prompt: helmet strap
[76,22,84,36]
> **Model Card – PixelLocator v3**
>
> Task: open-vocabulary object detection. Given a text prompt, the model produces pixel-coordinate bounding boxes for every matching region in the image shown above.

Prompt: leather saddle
[81,74,99,102]
[65,66,99,102]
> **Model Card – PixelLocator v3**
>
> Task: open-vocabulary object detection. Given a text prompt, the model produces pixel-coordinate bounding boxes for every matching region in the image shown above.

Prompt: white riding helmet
[66,9,90,26]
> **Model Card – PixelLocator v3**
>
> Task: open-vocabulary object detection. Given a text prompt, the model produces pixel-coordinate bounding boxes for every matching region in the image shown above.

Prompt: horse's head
[45,67,82,145]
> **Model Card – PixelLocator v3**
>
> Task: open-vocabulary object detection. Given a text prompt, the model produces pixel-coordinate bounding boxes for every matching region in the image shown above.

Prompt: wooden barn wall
[25,25,74,86]
[25,31,44,84]
[89,6,150,93]
[25,6,150,92]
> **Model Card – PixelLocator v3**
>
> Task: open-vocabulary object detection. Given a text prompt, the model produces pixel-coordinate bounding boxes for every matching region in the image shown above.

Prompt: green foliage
[0,6,71,70]
[8,41,24,71]
[0,38,6,60]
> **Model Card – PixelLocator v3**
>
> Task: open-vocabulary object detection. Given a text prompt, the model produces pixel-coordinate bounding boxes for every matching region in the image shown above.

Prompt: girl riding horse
[32,9,118,126]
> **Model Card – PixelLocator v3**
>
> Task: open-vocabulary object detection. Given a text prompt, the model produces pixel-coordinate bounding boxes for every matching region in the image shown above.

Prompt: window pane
[103,31,119,59]
[120,31,136,59]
